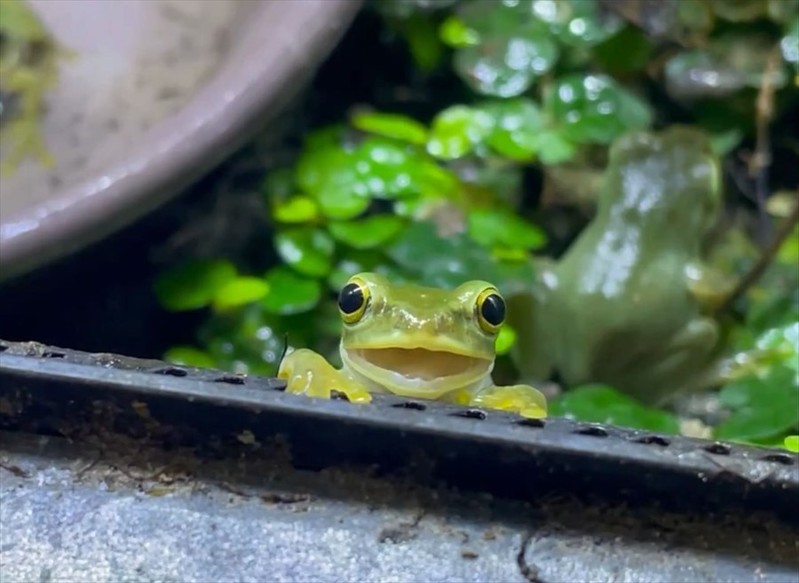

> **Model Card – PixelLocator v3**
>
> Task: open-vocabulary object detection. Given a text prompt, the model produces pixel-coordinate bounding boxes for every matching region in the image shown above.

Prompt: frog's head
[600,126,721,237]
[337,272,504,397]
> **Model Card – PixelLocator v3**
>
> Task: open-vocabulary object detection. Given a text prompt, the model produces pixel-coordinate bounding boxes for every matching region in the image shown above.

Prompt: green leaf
[549,384,680,433]
[785,435,799,453]
[593,25,653,74]
[756,322,799,374]
[273,196,319,224]
[212,277,270,312]
[482,98,546,160]
[387,221,536,294]
[716,366,799,441]
[535,130,578,165]
[327,252,411,293]
[352,136,420,199]
[328,215,405,249]
[495,324,517,355]
[295,128,371,220]
[154,259,237,312]
[274,227,335,277]
[396,11,445,72]
[439,15,480,47]
[351,112,429,146]
[450,2,559,97]
[532,0,623,48]
[453,33,559,98]
[467,209,547,251]
[426,105,495,160]
[164,346,216,369]
[544,74,653,144]
[261,267,322,315]
[710,128,744,157]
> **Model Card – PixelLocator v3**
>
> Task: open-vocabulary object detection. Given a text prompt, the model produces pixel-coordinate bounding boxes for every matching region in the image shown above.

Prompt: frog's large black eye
[338,279,370,324]
[476,288,505,334]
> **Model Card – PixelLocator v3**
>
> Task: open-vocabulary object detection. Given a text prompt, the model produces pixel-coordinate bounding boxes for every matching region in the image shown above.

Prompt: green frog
[0,0,63,173]
[509,126,728,405]
[278,272,548,418]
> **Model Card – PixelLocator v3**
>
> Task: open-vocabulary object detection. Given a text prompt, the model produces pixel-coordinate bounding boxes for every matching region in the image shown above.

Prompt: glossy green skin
[0,0,62,173]
[510,126,724,405]
[279,272,547,418]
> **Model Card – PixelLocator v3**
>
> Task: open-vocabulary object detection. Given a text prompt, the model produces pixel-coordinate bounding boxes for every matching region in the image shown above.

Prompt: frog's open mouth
[348,348,490,382]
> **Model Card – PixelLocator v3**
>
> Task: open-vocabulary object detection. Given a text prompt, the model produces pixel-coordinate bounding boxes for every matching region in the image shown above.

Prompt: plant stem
[717,192,799,314]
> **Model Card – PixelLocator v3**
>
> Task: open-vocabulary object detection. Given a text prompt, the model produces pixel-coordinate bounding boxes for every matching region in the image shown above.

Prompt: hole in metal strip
[761,453,795,466]
[703,443,731,455]
[213,375,246,385]
[634,435,670,447]
[152,366,188,377]
[452,409,487,420]
[42,351,66,358]
[0,344,8,352]
[392,401,427,411]
[574,425,609,437]
[516,418,545,428]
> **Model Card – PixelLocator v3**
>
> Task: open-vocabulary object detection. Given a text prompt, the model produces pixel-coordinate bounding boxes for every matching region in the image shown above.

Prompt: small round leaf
[212,277,270,312]
[427,105,495,160]
[275,227,335,277]
[351,112,429,145]
[273,196,319,224]
[154,259,237,312]
[328,215,405,249]
[261,267,323,315]
[164,346,217,369]
[545,74,653,144]
[468,209,547,251]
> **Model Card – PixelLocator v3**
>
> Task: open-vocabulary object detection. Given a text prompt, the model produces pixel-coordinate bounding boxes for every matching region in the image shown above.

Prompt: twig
[717,192,799,314]
[749,47,782,244]
[275,332,290,379]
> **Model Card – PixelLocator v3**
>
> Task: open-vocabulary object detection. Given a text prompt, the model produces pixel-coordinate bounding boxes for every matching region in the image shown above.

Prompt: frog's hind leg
[277,348,372,404]
[447,383,548,419]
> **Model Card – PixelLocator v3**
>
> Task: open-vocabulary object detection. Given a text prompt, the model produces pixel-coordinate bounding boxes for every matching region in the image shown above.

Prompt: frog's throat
[340,345,493,399]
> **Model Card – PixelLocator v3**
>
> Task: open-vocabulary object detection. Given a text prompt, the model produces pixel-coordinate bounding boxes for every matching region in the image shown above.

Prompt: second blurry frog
[510,126,731,405]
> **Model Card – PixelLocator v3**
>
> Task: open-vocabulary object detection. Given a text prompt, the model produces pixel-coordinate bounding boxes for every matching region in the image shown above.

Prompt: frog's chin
[341,346,492,399]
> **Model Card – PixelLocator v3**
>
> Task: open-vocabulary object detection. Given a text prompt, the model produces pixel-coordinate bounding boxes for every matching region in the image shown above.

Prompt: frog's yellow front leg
[277,348,372,404]
[449,384,548,419]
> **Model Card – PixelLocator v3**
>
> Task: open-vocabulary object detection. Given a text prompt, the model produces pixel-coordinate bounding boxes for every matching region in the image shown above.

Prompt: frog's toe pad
[469,385,548,419]
[278,352,372,405]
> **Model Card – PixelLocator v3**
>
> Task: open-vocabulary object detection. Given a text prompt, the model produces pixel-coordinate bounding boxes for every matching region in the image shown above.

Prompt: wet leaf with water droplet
[664,34,788,100]
[531,0,623,48]
[544,74,652,144]
[427,105,495,160]
[387,221,535,292]
[295,131,371,220]
[450,0,559,97]
[481,98,546,160]
[275,227,335,277]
